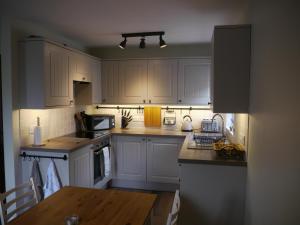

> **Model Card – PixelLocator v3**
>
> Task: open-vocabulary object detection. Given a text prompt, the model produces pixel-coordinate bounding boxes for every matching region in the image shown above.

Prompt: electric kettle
[181,115,193,131]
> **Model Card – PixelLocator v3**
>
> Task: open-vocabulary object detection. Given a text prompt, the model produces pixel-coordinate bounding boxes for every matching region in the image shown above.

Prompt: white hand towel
[103,147,110,177]
[43,160,62,198]
[31,159,44,201]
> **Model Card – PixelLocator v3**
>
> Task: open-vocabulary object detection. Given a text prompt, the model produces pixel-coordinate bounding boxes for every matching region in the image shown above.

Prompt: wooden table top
[8,187,157,225]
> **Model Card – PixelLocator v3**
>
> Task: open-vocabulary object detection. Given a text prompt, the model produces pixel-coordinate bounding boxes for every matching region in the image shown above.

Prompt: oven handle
[92,144,111,152]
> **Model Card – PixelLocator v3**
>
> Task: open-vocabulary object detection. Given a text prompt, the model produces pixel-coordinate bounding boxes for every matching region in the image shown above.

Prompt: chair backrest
[169,190,180,225]
[0,178,39,224]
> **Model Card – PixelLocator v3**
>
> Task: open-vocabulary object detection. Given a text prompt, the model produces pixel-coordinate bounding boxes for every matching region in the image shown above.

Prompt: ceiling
[2,0,249,47]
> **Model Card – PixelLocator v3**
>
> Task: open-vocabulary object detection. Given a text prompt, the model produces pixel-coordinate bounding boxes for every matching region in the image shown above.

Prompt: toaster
[201,119,219,133]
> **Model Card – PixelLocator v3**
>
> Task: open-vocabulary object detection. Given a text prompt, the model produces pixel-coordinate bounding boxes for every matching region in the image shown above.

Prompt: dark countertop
[21,128,247,166]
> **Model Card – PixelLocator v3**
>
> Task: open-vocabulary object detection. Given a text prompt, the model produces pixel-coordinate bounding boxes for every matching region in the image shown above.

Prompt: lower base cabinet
[21,144,108,190]
[179,163,247,225]
[113,135,184,190]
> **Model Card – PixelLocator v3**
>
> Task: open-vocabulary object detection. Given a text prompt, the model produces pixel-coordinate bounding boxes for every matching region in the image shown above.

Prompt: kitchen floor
[109,188,175,225]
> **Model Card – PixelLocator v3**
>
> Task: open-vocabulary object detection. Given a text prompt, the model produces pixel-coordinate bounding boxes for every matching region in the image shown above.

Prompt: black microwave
[85,114,115,131]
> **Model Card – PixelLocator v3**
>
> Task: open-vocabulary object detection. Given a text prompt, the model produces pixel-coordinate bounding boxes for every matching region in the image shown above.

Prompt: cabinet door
[91,59,102,104]
[69,53,92,82]
[101,60,119,103]
[69,145,93,188]
[44,44,72,106]
[178,58,211,105]
[148,59,178,104]
[212,25,251,113]
[147,137,183,184]
[115,136,147,181]
[119,60,148,104]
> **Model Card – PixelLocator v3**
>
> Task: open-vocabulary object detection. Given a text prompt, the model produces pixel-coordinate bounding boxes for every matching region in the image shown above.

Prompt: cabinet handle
[82,77,86,81]
[149,99,151,104]
[142,138,146,141]
[178,99,182,103]
[143,99,146,103]
[208,102,211,105]
[148,139,151,142]
[69,100,74,105]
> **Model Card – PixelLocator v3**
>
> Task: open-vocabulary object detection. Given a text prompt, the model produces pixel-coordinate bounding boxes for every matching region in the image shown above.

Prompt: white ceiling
[2,0,249,47]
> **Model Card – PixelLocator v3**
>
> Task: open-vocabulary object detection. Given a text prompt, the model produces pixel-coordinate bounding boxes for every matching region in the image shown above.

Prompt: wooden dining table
[8,186,157,225]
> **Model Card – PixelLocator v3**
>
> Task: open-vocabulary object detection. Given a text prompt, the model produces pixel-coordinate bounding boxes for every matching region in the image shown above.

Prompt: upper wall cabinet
[20,40,73,108]
[20,39,102,108]
[147,59,178,104]
[101,60,120,104]
[211,25,251,113]
[178,58,211,105]
[119,60,148,104]
[101,58,211,105]
[91,59,102,104]
[69,53,92,82]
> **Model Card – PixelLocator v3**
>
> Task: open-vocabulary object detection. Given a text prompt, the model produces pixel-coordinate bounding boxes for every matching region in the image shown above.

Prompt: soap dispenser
[33,117,42,146]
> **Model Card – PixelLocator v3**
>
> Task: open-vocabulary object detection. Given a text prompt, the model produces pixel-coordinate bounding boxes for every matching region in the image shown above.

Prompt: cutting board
[144,106,161,127]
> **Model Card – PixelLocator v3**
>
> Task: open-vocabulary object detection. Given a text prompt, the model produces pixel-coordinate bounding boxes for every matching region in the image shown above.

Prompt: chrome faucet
[211,113,225,137]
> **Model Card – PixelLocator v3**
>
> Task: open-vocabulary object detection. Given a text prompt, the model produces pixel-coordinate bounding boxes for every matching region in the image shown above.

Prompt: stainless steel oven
[92,137,111,185]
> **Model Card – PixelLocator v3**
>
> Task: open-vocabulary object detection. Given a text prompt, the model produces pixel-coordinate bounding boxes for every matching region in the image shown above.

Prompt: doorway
[0,55,5,193]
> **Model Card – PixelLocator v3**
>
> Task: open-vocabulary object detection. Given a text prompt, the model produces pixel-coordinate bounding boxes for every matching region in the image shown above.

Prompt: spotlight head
[119,37,127,49]
[159,35,167,48]
[139,37,146,49]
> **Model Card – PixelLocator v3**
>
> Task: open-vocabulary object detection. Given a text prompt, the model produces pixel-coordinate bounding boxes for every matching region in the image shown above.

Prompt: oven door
[93,144,111,185]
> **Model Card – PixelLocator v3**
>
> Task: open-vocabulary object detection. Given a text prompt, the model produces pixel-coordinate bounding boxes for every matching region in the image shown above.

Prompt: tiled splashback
[19,104,248,148]
[93,105,214,131]
[19,106,93,146]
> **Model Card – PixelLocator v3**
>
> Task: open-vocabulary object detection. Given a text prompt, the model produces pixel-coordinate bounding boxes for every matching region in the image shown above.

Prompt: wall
[89,43,211,59]
[19,106,93,146]
[245,1,300,225]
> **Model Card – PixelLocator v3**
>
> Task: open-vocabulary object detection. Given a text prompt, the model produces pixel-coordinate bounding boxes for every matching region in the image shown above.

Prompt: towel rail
[20,152,68,161]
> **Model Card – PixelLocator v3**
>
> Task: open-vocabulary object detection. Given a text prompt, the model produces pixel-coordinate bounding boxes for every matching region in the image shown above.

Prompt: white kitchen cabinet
[115,136,147,181]
[69,144,93,188]
[69,52,92,82]
[211,25,251,113]
[147,59,178,104]
[119,60,148,104]
[179,163,246,225]
[146,137,182,184]
[101,60,120,104]
[178,58,211,105]
[20,40,73,108]
[91,59,102,104]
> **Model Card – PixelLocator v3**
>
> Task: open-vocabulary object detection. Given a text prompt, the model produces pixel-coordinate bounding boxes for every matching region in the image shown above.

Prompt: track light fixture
[159,35,167,48]
[139,37,146,49]
[118,31,167,49]
[119,37,127,49]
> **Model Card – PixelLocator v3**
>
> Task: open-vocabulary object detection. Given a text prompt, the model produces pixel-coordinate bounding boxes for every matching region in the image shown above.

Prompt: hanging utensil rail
[95,105,211,111]
[20,152,68,161]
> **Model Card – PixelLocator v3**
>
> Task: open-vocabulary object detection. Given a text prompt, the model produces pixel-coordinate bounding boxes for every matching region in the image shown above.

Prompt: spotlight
[139,37,146,49]
[159,35,167,48]
[119,37,127,49]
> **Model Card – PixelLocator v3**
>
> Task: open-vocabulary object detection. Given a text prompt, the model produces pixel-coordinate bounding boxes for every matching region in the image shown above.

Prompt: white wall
[245,1,300,224]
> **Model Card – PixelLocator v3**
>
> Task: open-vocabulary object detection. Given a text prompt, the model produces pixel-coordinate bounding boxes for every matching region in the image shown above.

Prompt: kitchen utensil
[181,115,193,131]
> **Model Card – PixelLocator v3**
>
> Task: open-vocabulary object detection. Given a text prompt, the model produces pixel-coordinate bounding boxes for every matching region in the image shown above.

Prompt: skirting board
[111,179,179,192]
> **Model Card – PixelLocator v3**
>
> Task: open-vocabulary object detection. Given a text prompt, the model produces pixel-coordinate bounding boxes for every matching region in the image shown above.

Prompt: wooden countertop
[111,127,187,138]
[178,133,247,167]
[21,128,247,166]
[8,186,157,225]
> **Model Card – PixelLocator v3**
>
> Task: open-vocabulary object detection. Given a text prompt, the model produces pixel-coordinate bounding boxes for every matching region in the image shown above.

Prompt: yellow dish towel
[144,106,161,127]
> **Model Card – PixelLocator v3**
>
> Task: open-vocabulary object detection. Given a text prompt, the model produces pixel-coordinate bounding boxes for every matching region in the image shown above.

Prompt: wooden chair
[167,190,180,225]
[0,178,39,224]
